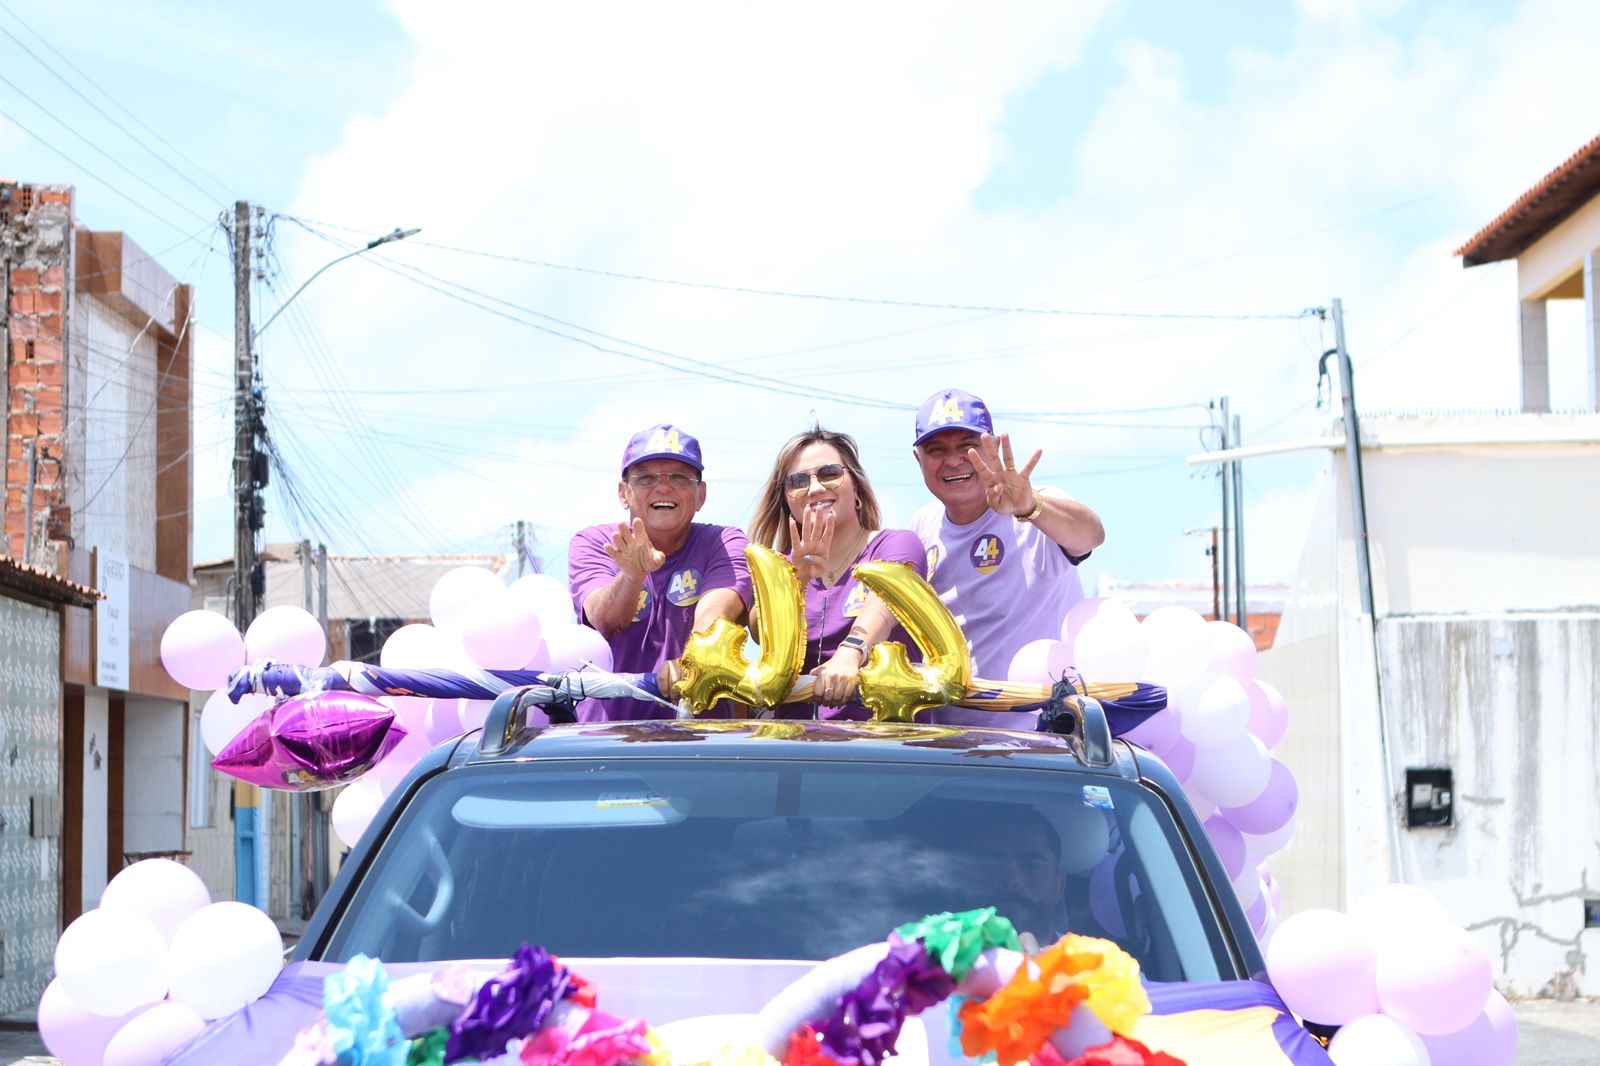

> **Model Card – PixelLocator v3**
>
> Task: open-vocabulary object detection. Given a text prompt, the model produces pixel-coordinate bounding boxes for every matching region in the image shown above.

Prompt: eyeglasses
[627,472,701,490]
[784,463,847,496]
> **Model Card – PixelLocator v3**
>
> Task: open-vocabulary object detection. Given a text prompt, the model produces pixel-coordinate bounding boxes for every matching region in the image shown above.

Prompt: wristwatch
[1018,490,1045,523]
[839,634,869,657]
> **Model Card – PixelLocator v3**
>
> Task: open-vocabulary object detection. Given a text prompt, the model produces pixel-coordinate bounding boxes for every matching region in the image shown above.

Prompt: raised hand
[604,518,666,579]
[788,508,836,583]
[967,432,1042,516]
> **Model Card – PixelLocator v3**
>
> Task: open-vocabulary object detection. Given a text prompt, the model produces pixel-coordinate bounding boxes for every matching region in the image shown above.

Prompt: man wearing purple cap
[910,389,1104,728]
[568,424,752,720]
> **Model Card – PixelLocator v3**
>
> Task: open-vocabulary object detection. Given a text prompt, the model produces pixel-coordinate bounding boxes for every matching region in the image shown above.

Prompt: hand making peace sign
[967,432,1043,516]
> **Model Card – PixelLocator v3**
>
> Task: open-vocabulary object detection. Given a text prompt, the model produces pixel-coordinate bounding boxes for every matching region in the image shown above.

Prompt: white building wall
[1381,614,1600,997]
[123,696,186,854]
[69,295,159,572]
[1261,415,1600,996]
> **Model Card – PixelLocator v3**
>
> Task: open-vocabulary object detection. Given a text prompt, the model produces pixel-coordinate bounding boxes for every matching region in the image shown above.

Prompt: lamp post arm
[253,227,419,341]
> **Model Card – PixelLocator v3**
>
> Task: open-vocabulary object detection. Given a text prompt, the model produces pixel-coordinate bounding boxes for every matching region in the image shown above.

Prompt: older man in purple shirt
[909,389,1105,728]
[568,424,752,720]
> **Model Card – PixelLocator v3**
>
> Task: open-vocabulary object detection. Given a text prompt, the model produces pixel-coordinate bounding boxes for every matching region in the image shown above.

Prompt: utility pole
[515,520,527,578]
[231,201,263,630]
[1232,413,1247,634]
[1215,397,1233,624]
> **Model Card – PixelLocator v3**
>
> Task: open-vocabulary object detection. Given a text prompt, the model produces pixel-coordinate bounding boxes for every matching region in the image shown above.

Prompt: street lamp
[254,226,420,340]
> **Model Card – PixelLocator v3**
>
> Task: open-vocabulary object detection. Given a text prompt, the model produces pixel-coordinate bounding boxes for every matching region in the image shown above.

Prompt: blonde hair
[750,427,883,553]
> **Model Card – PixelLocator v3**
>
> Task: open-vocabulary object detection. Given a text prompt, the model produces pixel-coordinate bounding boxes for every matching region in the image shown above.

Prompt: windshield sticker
[1081,786,1114,810]
[596,791,671,809]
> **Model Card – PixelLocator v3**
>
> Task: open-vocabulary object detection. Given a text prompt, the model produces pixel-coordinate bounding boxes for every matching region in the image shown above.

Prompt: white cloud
[239,0,1600,584]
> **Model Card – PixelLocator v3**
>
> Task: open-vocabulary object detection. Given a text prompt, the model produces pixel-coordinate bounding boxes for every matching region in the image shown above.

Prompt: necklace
[822,529,872,586]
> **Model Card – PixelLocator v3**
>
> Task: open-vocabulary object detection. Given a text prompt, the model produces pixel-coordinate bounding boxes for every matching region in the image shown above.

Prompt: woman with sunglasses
[750,428,926,719]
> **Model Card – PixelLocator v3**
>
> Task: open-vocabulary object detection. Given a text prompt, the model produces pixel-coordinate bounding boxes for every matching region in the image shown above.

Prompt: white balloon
[1350,883,1453,942]
[1072,614,1150,682]
[1174,673,1251,747]
[380,623,451,669]
[100,859,212,945]
[508,572,577,628]
[459,592,543,671]
[244,605,326,667]
[1060,596,1132,645]
[159,610,246,691]
[430,566,505,633]
[1203,620,1258,682]
[543,624,615,672]
[1007,639,1073,684]
[1328,1014,1430,1066]
[332,778,387,849]
[166,902,284,1020]
[199,690,272,756]
[1188,732,1271,808]
[1139,606,1210,689]
[53,908,168,1017]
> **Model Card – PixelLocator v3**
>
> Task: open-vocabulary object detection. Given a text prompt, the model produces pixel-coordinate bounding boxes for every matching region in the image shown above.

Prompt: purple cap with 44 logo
[621,424,704,474]
[914,388,994,446]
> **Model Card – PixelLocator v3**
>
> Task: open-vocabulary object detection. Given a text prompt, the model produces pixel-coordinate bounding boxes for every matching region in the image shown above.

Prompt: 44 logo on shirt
[968,534,1005,575]
[667,567,703,606]
[632,587,651,622]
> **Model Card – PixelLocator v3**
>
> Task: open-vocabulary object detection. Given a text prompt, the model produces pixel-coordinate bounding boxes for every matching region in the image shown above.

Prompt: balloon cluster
[1008,600,1293,941]
[41,859,283,1066]
[1267,885,1517,1066]
[161,567,603,850]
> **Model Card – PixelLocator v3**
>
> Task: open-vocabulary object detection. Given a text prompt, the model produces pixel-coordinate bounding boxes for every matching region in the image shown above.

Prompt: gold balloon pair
[676,545,1025,723]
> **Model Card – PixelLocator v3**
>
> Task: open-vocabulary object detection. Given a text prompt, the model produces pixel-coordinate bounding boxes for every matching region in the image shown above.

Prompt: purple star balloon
[212,692,407,791]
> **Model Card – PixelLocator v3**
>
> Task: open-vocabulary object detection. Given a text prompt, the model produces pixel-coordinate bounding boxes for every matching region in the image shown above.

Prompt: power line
[279,212,1315,323]
[0,0,234,202]
[0,68,217,225]
[0,102,201,238]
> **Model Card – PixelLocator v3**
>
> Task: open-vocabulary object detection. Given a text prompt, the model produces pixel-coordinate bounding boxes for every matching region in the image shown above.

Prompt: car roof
[457,718,1140,778]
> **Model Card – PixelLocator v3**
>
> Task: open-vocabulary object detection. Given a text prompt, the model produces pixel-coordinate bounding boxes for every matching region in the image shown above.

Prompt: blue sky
[4,0,1598,593]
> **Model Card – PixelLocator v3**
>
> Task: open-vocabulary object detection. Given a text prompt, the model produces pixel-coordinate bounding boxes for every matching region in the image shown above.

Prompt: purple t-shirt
[568,522,752,721]
[775,528,926,722]
[911,492,1087,730]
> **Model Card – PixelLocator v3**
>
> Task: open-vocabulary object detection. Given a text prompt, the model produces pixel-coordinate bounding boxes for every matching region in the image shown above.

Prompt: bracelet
[1018,490,1045,523]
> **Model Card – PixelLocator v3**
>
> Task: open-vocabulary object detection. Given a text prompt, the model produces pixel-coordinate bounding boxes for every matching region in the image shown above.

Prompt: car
[181,695,1289,1065]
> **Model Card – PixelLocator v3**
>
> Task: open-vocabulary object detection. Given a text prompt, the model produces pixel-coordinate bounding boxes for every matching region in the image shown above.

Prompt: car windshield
[319,758,1236,982]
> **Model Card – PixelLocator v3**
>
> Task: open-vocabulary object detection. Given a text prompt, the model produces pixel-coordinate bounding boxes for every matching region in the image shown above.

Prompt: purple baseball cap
[620,423,704,474]
[913,388,994,445]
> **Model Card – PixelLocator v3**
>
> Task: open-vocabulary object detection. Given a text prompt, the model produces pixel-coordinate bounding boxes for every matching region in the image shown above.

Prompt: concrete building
[1,182,194,1014]
[1254,134,1600,999]
[1096,575,1288,651]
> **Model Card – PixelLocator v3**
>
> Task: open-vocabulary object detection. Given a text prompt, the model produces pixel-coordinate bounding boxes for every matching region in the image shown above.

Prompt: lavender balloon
[212,691,406,791]
[1219,757,1299,835]
[1203,813,1247,880]
[1419,988,1517,1066]
[37,979,146,1065]
[103,1000,208,1066]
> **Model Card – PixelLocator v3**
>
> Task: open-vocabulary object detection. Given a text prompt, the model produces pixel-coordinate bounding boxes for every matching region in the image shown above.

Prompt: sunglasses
[784,463,847,496]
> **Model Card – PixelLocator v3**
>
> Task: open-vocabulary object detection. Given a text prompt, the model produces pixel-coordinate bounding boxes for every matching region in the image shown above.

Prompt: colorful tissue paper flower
[1046,936,1149,1037]
[895,908,1020,981]
[407,1028,451,1066]
[446,944,576,1064]
[784,1026,845,1066]
[325,955,407,1066]
[818,936,955,1066]
[519,1005,653,1066]
[1059,1035,1185,1066]
[957,945,1096,1066]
